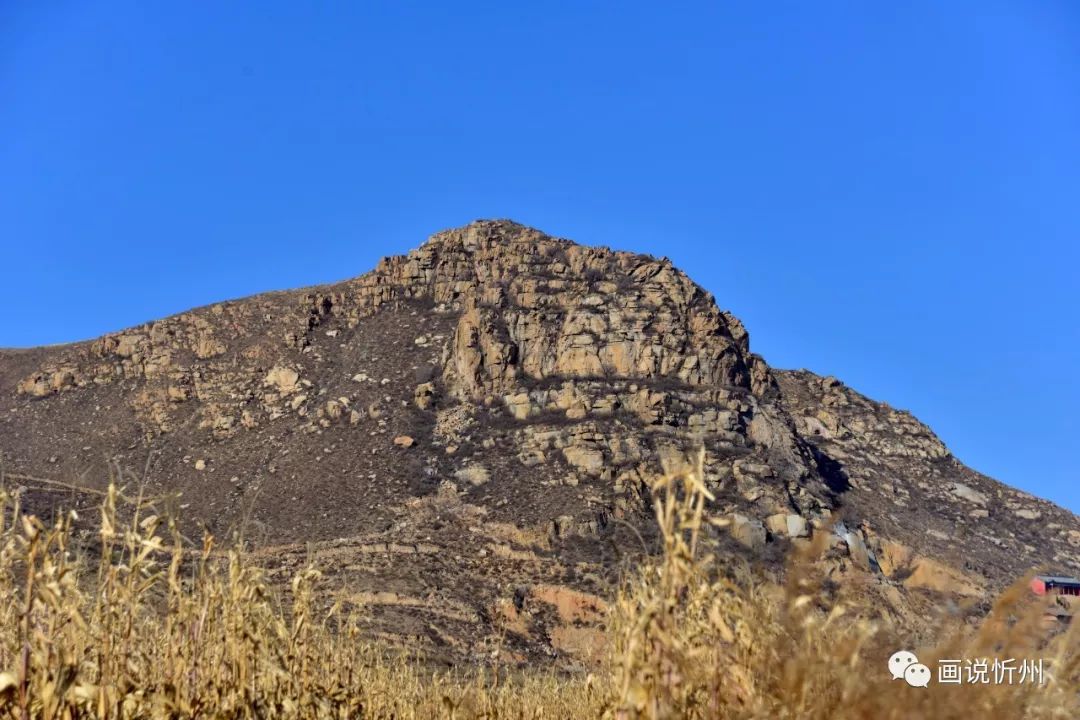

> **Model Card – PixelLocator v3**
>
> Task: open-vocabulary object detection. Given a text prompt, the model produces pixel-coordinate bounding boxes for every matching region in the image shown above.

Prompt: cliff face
[1,220,1076,665]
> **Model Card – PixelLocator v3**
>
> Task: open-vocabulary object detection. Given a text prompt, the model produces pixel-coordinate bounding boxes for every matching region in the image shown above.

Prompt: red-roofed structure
[1031,575,1080,597]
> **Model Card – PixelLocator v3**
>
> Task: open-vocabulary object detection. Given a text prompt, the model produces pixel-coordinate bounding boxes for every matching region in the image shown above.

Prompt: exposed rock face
[0,219,1076,667]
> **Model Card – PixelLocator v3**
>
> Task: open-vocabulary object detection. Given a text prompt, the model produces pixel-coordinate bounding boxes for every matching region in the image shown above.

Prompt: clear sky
[2,3,1078,511]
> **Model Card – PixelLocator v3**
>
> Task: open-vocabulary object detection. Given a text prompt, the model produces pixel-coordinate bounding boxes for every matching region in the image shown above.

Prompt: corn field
[1,458,1077,719]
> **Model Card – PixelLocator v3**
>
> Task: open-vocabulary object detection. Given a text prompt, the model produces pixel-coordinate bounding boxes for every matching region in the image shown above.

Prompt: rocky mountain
[1,220,1077,666]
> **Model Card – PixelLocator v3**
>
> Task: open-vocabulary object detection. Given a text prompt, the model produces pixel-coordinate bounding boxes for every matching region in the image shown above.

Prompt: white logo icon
[888,650,919,681]
[904,663,932,688]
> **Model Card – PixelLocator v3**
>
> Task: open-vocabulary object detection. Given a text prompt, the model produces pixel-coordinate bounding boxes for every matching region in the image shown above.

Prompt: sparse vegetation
[1,460,1077,719]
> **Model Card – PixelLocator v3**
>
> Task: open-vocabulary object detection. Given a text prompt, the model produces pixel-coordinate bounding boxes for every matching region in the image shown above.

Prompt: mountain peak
[420,219,554,250]
[1,222,1076,666]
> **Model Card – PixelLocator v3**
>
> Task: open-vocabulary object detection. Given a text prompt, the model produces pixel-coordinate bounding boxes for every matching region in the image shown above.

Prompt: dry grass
[1,456,1078,718]
[606,451,1080,719]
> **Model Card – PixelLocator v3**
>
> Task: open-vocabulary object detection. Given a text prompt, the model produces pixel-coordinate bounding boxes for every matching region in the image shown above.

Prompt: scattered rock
[454,465,491,486]
[264,366,300,395]
[504,392,533,420]
[951,482,988,506]
[766,513,809,538]
[731,514,766,550]
[552,515,576,538]
[16,375,51,397]
[324,400,344,419]
[414,382,437,410]
[562,445,605,475]
[845,531,872,571]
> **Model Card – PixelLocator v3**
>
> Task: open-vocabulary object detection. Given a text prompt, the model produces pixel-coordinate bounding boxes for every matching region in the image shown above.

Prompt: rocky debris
[393,435,416,448]
[414,382,437,410]
[17,374,52,397]
[323,398,346,421]
[844,530,873,571]
[876,540,984,597]
[731,514,767,550]
[775,367,1080,586]
[265,366,300,394]
[503,392,532,420]
[562,445,605,476]
[766,513,809,538]
[951,482,989,506]
[454,465,491,487]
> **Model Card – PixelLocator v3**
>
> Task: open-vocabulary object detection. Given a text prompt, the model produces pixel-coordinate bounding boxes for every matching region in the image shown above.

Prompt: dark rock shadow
[809,444,851,496]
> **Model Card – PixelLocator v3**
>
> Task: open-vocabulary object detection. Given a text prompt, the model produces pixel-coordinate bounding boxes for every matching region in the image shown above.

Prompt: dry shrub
[0,457,1078,719]
[0,484,599,718]
[606,451,1080,719]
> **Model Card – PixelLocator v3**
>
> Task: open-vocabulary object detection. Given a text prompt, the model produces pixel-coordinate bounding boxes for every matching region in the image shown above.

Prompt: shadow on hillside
[809,444,851,496]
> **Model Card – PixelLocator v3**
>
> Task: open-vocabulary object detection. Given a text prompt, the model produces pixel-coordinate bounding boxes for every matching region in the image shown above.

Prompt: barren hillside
[1,220,1076,666]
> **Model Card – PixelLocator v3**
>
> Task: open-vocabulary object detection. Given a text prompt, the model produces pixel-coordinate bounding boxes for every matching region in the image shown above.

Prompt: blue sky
[2,2,1078,511]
